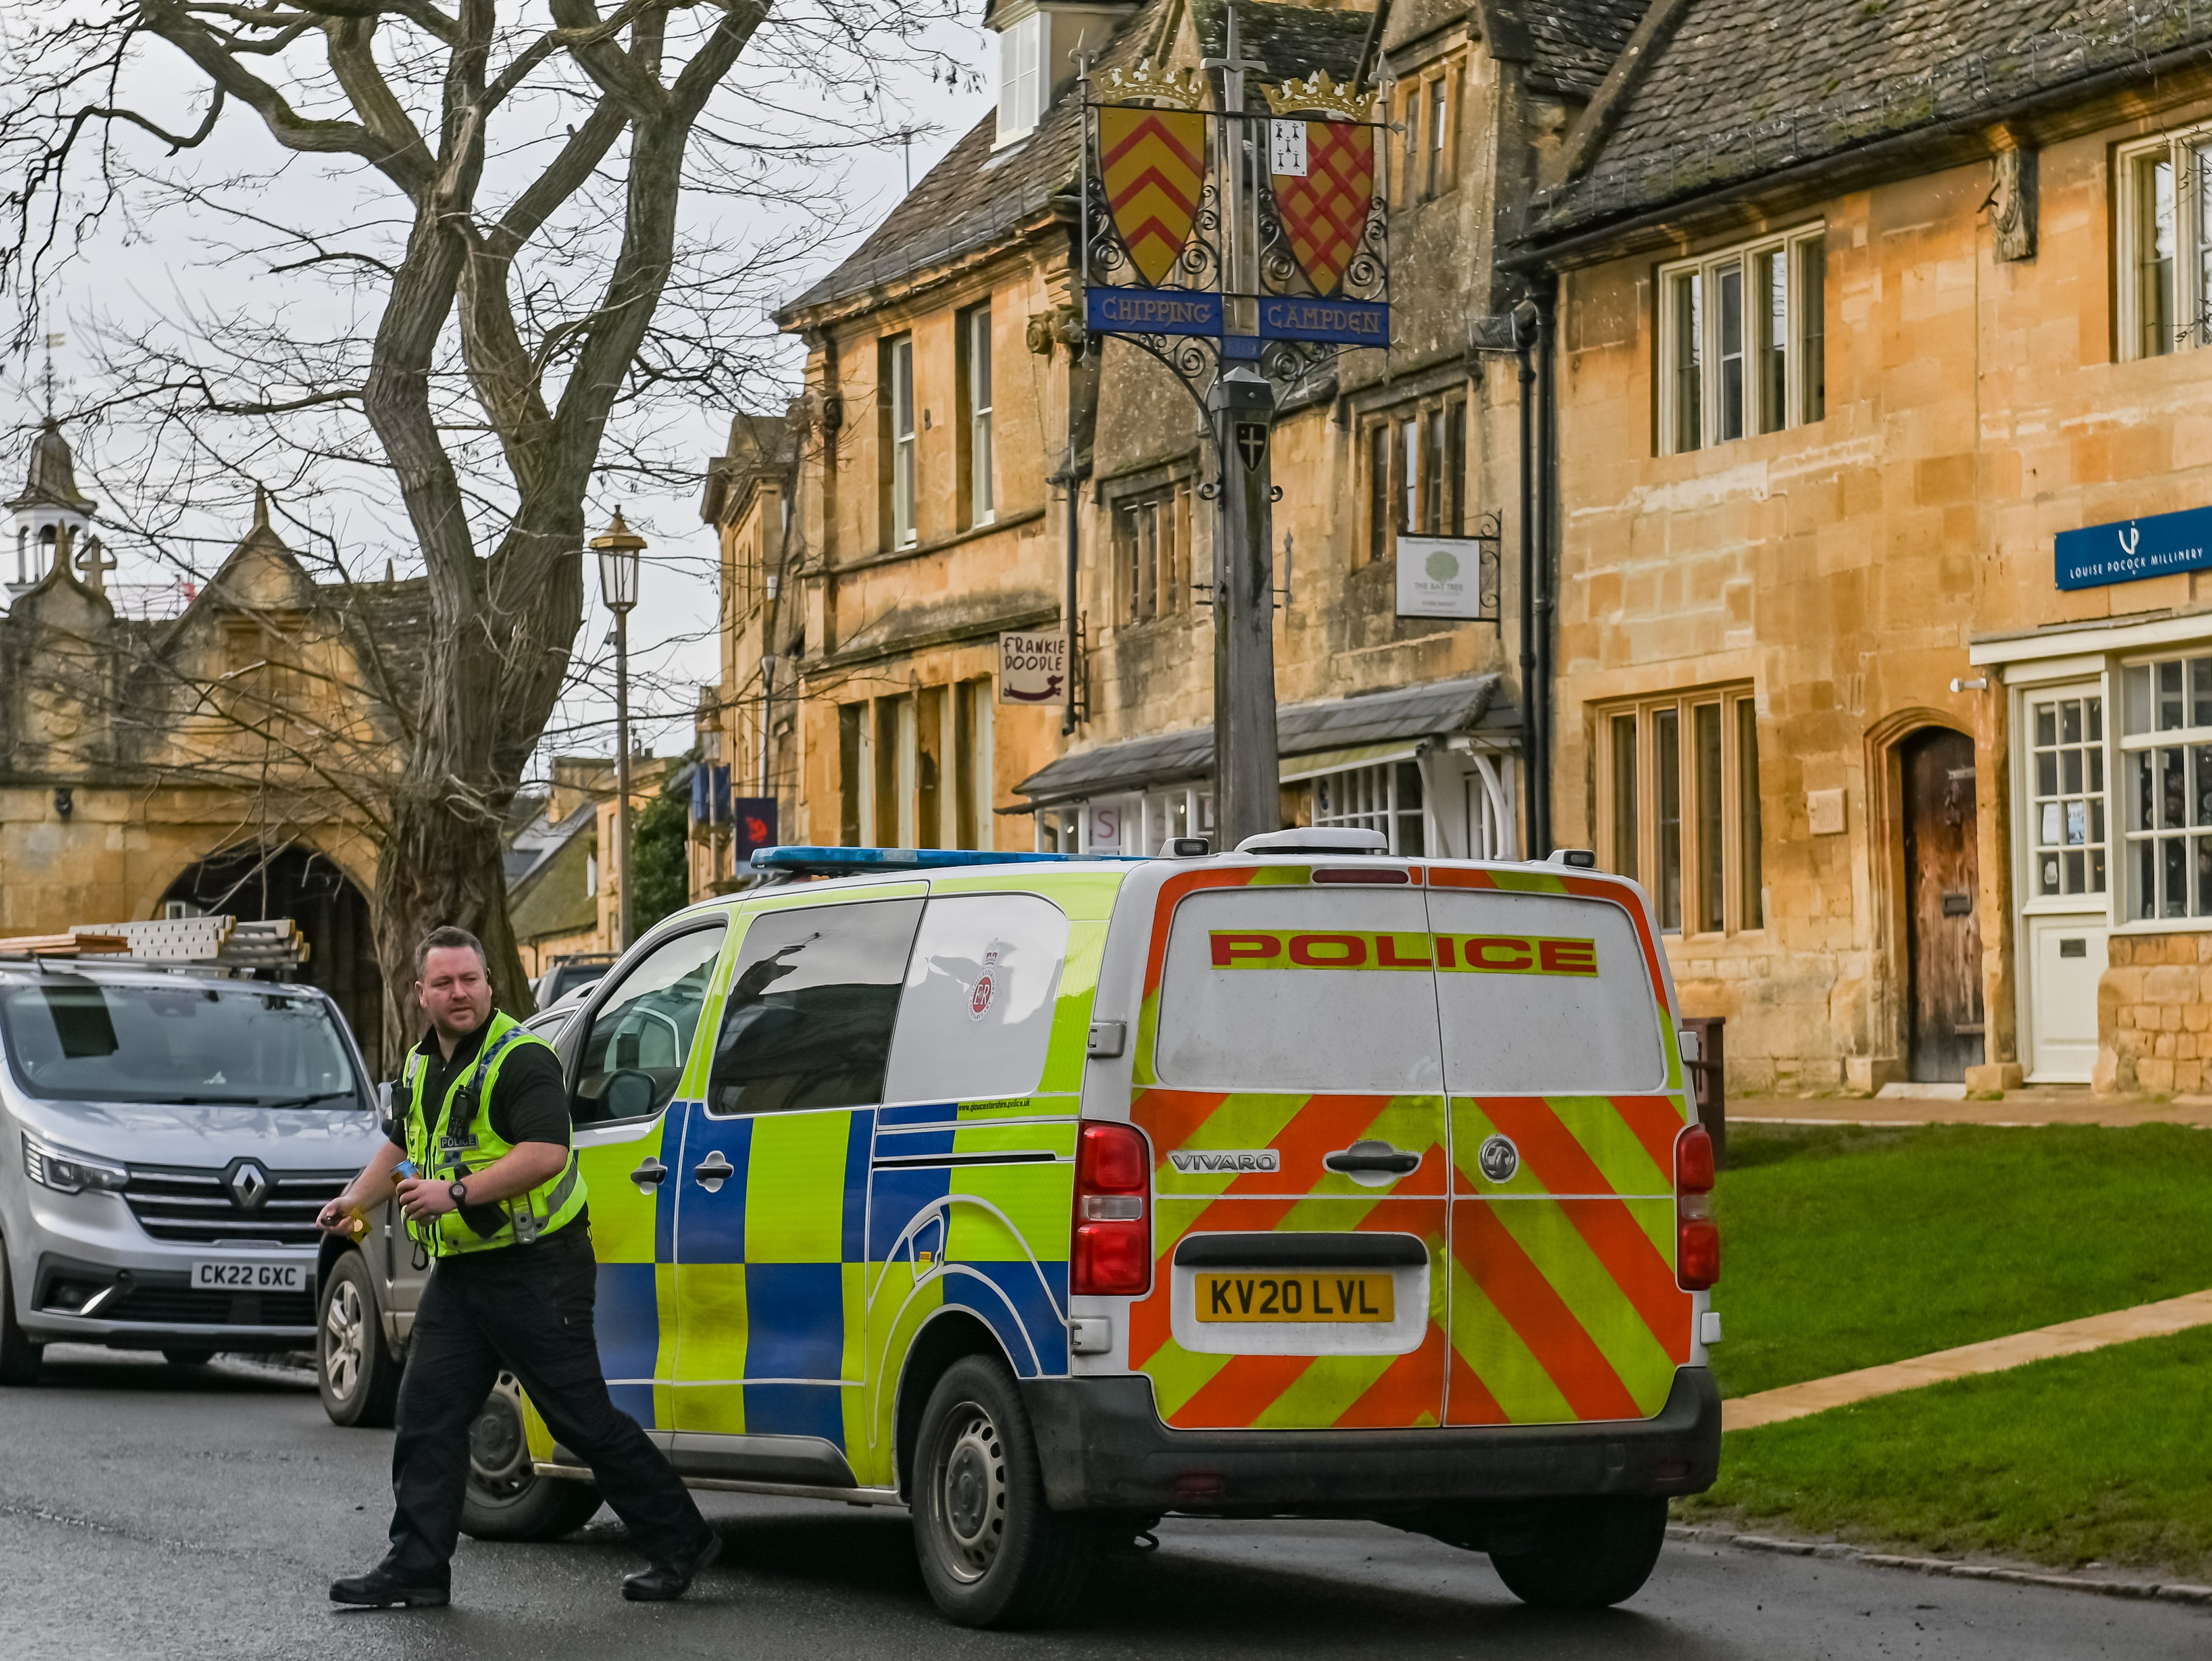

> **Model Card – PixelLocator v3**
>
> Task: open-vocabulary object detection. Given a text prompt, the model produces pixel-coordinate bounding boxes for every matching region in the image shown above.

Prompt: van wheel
[317,1252,400,1427]
[0,1237,42,1386]
[1487,1496,1669,1608]
[459,1372,603,1541]
[912,1353,1094,1628]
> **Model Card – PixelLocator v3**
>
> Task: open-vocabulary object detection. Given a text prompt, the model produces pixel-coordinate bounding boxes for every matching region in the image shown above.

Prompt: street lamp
[591,507,646,949]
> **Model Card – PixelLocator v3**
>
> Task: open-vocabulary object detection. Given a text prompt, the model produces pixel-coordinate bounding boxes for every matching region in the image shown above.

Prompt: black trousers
[383,1223,704,1584]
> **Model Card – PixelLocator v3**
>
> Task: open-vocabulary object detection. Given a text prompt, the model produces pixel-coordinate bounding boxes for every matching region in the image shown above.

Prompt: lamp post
[591,508,646,949]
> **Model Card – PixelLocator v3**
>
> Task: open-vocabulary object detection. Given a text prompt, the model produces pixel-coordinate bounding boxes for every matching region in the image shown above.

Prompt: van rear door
[1128,869,1449,1431]
[1427,869,1693,1426]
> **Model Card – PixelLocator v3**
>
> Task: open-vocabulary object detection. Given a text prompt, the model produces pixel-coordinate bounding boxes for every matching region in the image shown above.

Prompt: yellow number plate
[1193,1272,1395,1323]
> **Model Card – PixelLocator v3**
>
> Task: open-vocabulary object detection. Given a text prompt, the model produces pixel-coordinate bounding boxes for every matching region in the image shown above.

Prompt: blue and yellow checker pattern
[524,871,1122,1492]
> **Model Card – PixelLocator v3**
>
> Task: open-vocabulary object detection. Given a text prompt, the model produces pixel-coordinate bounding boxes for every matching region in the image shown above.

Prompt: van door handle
[692,1151,735,1194]
[1324,1139,1422,1176]
[630,1157,667,1192]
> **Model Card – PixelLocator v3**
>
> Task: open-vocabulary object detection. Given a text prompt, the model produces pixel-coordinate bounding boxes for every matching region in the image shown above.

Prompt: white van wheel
[912,1354,1093,1628]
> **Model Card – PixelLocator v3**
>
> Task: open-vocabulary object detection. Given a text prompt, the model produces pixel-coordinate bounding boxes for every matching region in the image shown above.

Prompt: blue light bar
[751,846,1141,876]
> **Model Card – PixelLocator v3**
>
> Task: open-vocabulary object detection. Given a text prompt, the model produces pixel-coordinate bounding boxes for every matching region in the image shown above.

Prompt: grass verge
[1709,1122,2212,1398]
[1679,1326,2212,1579]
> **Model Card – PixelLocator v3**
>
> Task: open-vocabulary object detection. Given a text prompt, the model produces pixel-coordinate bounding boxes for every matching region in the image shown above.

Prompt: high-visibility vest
[400,1011,586,1257]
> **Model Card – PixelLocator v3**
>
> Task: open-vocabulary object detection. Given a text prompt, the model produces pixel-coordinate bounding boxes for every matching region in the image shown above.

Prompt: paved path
[1730,1091,2212,1128]
[1,1345,2202,1659]
[1723,1288,2212,1432]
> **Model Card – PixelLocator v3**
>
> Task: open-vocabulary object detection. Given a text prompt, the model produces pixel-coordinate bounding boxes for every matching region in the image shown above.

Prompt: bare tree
[0,0,965,1055]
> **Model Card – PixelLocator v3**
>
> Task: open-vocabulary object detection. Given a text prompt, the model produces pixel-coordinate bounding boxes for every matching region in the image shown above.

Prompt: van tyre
[1487,1496,1669,1608]
[317,1251,401,1428]
[459,1372,603,1541]
[0,1236,41,1386]
[912,1353,1095,1628]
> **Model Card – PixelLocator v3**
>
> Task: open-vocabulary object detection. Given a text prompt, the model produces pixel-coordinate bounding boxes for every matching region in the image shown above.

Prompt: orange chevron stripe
[1447,1348,1508,1426]
[1105,165,1199,215]
[1223,1093,1382,1196]
[1129,1194,1300,1368]
[1558,1197,1692,1362]
[1612,1095,1689,1178]
[1337,1322,1447,1427]
[1453,1202,1641,1420]
[1476,1096,1617,1193]
[1133,1089,1229,1172]
[1169,1352,1311,1428]
[1101,114,1203,175]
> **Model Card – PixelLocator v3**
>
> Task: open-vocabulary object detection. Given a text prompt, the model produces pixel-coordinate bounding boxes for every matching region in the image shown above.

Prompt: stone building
[701,0,1651,866]
[0,426,416,1054]
[1518,0,2212,1092]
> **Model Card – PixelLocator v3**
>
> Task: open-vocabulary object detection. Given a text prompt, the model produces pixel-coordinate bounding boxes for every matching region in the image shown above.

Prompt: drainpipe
[1533,284,1557,860]
[1063,439,1080,737]
[1512,299,1543,858]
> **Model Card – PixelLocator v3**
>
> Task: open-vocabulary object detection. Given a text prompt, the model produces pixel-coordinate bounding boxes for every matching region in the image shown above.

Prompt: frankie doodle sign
[998,631,1069,704]
[2055,503,2212,590]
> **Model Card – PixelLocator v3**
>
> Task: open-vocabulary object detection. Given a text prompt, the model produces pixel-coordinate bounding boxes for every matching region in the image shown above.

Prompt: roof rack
[750,846,1144,878]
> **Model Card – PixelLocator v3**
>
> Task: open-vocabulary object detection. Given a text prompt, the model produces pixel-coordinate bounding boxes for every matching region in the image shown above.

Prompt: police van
[497,828,1722,1626]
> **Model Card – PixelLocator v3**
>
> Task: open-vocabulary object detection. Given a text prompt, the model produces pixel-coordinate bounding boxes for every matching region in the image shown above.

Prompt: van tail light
[1675,1123,1720,1291]
[1072,1121,1152,1295]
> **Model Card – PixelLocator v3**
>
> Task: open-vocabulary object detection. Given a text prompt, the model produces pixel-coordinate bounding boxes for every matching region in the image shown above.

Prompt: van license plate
[191,1262,307,1292]
[1193,1272,1395,1323]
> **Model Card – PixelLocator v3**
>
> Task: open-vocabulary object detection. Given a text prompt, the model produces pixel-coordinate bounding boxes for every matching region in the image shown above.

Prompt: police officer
[318,926,717,1607]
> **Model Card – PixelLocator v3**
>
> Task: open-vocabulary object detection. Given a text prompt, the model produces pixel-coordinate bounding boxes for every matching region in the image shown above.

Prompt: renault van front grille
[123,1165,351,1247]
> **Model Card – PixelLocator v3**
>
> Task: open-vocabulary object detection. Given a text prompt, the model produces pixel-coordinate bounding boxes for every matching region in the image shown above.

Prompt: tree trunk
[370,786,532,1074]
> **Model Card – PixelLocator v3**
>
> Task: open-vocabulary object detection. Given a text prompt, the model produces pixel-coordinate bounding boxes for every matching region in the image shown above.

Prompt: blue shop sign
[1258,296,1389,345]
[1085,288,1222,337]
[2055,504,2212,590]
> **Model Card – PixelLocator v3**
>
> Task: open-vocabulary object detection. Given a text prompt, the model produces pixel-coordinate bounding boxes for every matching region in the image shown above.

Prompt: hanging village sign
[1080,55,1389,372]
[1077,11,1392,846]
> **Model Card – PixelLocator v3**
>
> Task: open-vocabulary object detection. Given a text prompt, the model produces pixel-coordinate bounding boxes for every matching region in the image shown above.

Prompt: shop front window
[1312,761,1425,855]
[2029,692,2106,900]
[2121,656,2212,918]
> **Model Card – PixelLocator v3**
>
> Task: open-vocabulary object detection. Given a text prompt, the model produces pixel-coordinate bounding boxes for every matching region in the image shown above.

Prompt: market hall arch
[160,845,383,1065]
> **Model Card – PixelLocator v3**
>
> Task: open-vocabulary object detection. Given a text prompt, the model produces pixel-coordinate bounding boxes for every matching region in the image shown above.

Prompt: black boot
[622,1529,721,1602]
[329,1565,451,1608]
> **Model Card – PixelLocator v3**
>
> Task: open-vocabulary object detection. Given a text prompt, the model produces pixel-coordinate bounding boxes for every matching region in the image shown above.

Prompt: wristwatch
[448,1179,470,1208]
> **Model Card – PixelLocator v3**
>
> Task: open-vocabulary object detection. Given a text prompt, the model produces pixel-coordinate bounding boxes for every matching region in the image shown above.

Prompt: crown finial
[1099,60,1205,109]
[1262,69,1381,122]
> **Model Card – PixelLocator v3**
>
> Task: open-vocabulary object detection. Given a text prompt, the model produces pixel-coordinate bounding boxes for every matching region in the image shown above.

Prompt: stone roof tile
[1537,0,2212,237]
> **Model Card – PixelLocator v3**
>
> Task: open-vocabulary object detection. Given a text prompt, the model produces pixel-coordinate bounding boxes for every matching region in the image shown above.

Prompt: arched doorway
[161,846,383,1064]
[1900,727,1983,1082]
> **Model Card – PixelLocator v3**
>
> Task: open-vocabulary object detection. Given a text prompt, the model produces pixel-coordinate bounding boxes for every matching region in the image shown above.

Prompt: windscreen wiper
[263,1089,359,1109]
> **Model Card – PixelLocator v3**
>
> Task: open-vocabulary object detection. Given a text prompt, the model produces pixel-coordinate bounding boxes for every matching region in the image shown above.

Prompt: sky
[4,6,997,781]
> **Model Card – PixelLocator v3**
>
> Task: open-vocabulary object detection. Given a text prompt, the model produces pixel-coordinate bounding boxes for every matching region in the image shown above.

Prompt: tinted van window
[883,892,1069,1103]
[1153,888,1445,1093]
[1427,889,1666,1093]
[0,978,360,1105]
[572,922,727,1125]
[707,898,922,1116]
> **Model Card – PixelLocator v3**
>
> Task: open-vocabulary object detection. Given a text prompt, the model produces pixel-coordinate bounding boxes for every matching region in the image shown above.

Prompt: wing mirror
[376,1080,396,1136]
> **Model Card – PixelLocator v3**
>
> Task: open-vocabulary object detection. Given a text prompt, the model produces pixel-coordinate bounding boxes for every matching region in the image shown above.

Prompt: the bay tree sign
[999,632,1069,704]
[2056,503,2212,590]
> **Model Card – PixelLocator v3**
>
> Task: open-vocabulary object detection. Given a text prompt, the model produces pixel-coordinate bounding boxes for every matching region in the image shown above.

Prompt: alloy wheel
[322,1279,364,1402]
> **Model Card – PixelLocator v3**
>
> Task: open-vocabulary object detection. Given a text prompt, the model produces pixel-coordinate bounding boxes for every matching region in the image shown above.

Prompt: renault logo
[226,1159,271,1212]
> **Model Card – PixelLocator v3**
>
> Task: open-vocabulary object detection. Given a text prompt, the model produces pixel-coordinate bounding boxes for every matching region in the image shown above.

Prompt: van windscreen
[1153,888,1445,1093]
[0,979,361,1106]
[1427,887,1666,1093]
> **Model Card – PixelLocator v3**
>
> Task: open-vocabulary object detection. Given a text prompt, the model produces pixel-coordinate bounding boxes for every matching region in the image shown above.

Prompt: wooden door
[1903,728,1985,1082]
